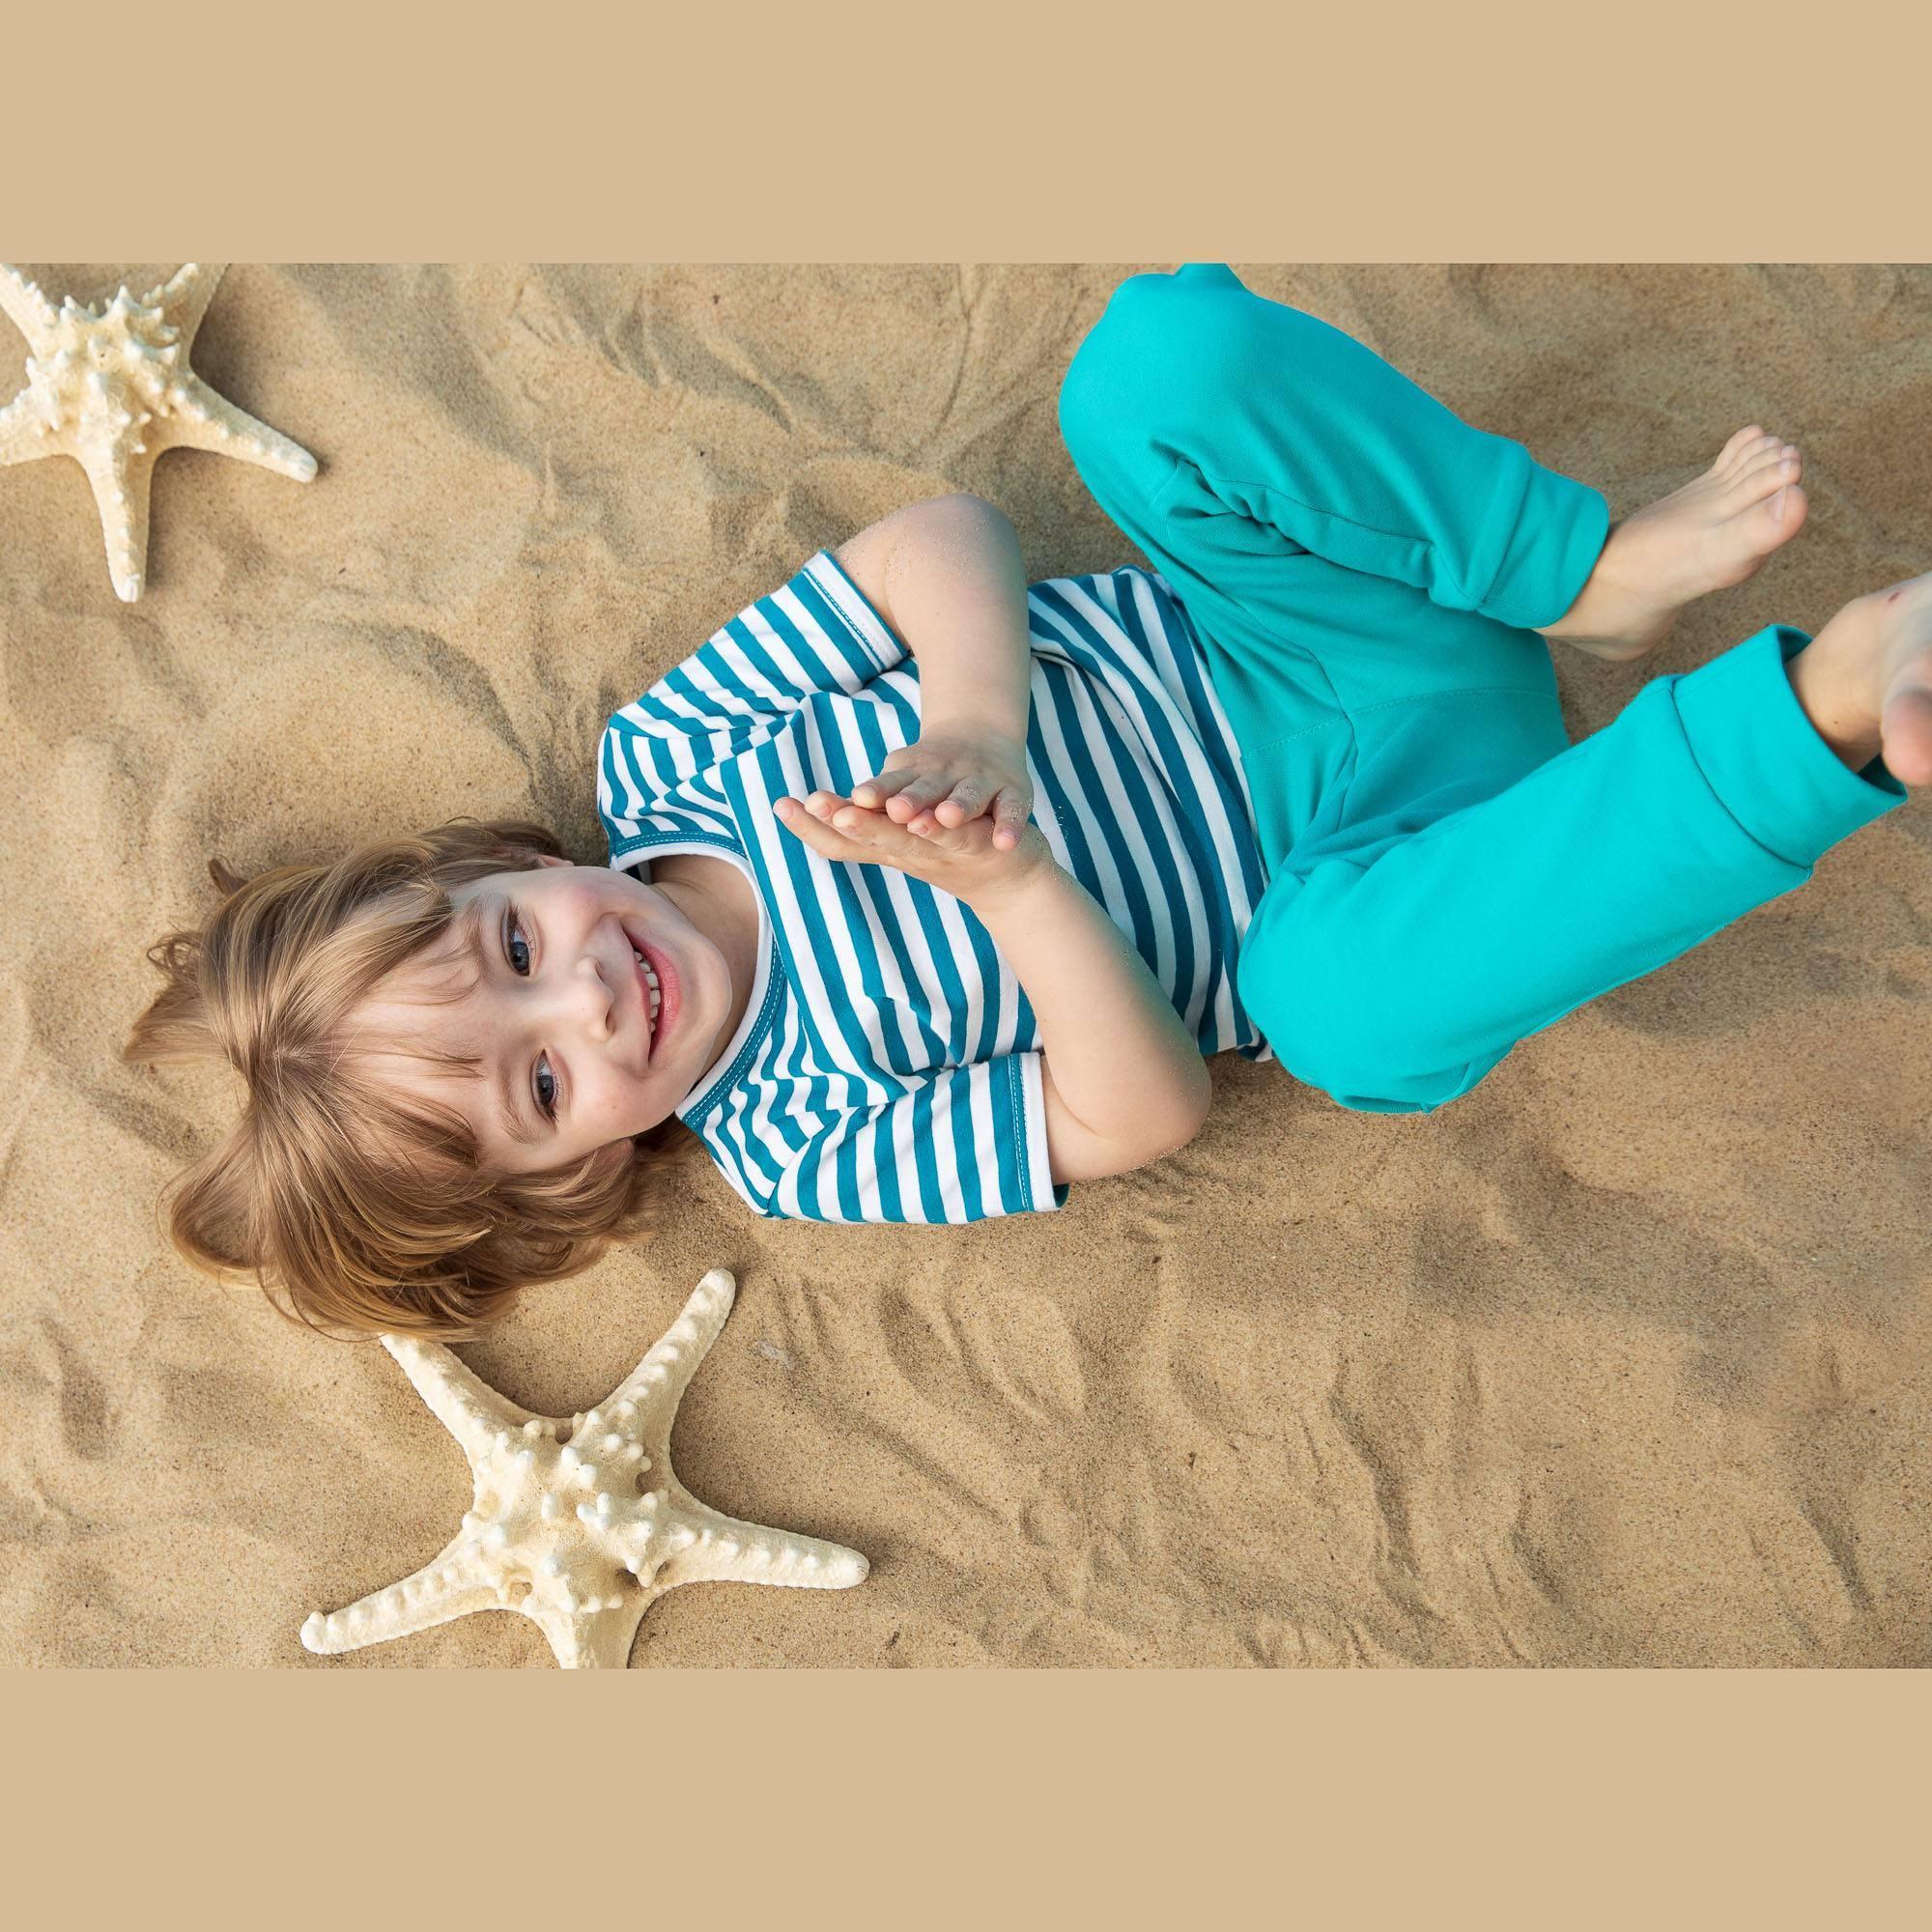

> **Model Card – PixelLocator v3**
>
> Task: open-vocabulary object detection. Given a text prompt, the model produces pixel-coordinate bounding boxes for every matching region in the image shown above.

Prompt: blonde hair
[121,816,693,1343]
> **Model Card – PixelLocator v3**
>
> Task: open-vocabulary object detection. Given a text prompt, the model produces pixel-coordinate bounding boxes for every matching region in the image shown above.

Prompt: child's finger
[851,769,920,809]
[931,778,995,828]
[991,787,1033,849]
[884,772,956,823]
[826,798,943,852]
[808,788,920,835]
[775,796,872,861]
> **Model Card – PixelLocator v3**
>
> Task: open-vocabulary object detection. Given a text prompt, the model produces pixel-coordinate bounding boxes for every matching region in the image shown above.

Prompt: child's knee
[1263,1020,1488,1117]
[1301,1063,1486,1116]
[1059,284,1160,463]
[1061,270,1220,438]
[1061,269,1321,460]
[1237,926,1504,1117]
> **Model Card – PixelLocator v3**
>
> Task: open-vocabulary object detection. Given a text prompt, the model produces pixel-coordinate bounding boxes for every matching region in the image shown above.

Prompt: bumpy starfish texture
[300,1267,869,1669]
[0,262,316,602]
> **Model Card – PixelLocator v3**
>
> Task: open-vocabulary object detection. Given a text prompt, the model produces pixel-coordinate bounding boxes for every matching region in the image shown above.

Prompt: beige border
[4,8,1928,258]
[4,1672,1927,1917]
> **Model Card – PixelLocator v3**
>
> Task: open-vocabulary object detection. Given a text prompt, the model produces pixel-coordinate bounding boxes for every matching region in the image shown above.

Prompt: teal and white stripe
[598,547,1271,1224]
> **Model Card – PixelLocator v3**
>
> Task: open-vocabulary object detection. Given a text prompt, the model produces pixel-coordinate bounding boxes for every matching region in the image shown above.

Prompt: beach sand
[3,262,1929,1667]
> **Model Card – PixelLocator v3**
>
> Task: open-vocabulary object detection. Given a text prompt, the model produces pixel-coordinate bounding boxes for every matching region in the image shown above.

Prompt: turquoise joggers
[1056,262,1908,1115]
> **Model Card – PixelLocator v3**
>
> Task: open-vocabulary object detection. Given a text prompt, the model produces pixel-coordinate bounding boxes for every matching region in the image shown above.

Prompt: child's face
[351,857,732,1176]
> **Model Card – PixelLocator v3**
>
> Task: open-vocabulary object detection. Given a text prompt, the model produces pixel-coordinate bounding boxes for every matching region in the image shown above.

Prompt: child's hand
[849,725,1034,849]
[774,786,1053,911]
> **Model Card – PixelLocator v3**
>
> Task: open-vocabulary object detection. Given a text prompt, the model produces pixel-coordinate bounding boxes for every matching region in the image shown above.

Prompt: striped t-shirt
[596,547,1272,1224]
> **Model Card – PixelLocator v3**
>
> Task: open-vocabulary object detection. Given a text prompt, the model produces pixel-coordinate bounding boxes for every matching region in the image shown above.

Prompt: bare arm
[834,491,1033,742]
[967,854,1213,1185]
[815,490,1212,1183]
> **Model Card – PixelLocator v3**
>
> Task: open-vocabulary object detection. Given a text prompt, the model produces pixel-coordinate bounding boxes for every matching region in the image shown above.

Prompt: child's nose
[551,953,620,1038]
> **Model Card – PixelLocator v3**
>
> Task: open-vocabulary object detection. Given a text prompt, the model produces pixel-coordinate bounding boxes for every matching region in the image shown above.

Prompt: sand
[3,262,1929,1667]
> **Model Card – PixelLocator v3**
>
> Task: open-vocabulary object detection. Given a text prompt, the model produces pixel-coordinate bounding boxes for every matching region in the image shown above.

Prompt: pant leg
[1248,623,1906,1114]
[1057,261,1611,642]
[1057,260,1607,870]
[1057,262,1909,1114]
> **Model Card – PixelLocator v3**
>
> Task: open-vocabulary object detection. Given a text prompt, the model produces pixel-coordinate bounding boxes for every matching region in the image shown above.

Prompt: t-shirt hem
[802,548,910,674]
[1009,1051,1071,1213]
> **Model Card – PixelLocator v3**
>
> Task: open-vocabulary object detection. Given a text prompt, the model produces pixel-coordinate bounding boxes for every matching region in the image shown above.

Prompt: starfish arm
[166,373,318,481]
[526,1598,652,1670]
[382,1334,540,1461]
[145,262,227,349]
[0,389,53,468]
[0,264,55,343]
[75,444,155,604]
[299,1534,499,1656]
[609,1267,737,1423]
[654,1497,870,1594]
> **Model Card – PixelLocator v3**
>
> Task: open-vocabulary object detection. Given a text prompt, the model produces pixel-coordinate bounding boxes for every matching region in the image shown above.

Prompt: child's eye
[504,901,557,1121]
[504,904,533,976]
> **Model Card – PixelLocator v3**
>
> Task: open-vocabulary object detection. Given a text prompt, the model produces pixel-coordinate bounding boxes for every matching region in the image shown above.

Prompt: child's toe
[1736,442,1801,495]
[1719,424,1767,466]
[1762,479,1807,540]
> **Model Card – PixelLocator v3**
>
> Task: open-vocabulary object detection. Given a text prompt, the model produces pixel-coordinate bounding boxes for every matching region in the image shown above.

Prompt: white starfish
[300,1267,869,1669]
[0,262,316,603]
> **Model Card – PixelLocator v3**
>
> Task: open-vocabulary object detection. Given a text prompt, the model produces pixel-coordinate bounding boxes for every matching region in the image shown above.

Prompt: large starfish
[0,262,316,603]
[300,1267,869,1669]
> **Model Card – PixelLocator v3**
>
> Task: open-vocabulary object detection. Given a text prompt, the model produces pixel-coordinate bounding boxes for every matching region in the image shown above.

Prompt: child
[125,262,1927,1340]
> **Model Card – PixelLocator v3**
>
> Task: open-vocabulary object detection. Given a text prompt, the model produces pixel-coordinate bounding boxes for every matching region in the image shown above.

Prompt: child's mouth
[626,931,677,1061]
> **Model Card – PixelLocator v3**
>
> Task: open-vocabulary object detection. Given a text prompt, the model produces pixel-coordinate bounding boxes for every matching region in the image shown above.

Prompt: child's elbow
[925,489,1013,537]
[1132,1072,1213,1169]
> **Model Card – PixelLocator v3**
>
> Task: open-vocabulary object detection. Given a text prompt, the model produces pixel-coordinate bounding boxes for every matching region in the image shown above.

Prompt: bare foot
[1539,428,1809,663]
[1789,572,1932,784]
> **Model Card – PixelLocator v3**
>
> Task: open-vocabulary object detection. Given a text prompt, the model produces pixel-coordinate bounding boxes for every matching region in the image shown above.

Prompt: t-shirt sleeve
[601,549,908,802]
[766,1052,1070,1225]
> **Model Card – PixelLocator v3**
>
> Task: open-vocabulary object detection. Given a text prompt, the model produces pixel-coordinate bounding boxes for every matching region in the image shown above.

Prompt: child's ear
[533,853,570,868]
